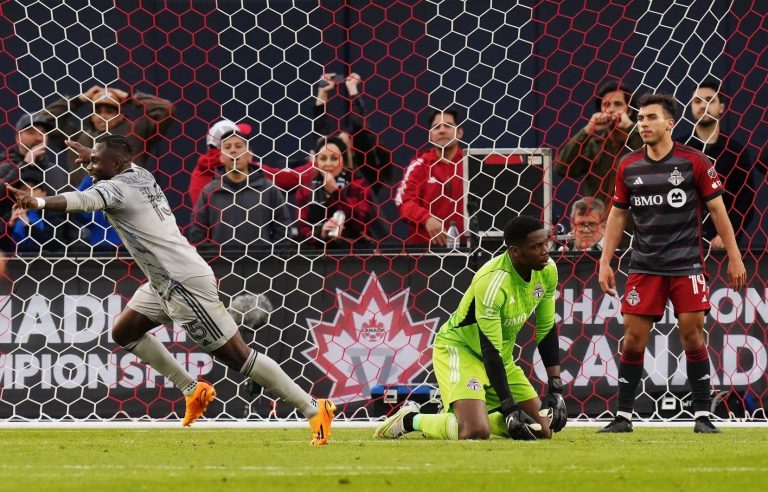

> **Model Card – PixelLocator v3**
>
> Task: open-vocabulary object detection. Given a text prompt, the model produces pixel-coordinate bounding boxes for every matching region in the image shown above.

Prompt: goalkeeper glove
[539,376,567,432]
[505,408,541,441]
[500,397,542,440]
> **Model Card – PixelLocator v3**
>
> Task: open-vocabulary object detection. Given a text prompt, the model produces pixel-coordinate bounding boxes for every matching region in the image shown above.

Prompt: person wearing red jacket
[189,119,315,206]
[395,108,466,246]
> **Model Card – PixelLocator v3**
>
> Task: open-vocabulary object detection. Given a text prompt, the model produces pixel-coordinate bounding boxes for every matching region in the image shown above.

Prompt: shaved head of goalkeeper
[504,215,552,275]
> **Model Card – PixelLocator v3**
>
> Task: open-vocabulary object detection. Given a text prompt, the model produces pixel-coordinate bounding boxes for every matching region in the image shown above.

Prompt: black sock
[686,346,712,413]
[618,350,644,415]
[403,412,416,432]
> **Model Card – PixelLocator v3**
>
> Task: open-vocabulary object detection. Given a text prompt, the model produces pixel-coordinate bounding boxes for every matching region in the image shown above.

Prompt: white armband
[35,197,46,209]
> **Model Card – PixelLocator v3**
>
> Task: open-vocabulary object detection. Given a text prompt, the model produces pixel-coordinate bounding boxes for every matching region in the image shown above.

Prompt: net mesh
[0,0,766,422]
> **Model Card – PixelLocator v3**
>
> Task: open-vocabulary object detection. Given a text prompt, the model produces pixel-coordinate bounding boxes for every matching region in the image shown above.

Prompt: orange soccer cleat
[182,381,217,427]
[309,399,336,445]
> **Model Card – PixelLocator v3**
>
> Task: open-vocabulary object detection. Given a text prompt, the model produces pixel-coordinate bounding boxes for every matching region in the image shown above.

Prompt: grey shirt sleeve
[61,181,125,212]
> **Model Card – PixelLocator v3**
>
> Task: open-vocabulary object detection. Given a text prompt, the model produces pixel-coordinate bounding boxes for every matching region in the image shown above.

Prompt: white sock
[616,411,633,421]
[239,349,318,418]
[123,334,197,396]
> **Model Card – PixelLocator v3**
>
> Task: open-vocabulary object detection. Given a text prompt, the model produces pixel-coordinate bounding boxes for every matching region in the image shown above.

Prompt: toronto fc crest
[626,287,641,306]
[668,167,684,186]
[532,283,544,299]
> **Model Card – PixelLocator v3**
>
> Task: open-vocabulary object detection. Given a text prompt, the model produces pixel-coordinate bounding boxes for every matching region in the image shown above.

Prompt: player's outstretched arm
[706,195,746,290]
[598,206,628,296]
[6,185,68,212]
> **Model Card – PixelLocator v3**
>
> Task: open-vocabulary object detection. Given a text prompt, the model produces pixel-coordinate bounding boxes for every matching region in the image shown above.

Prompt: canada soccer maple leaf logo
[302,274,439,402]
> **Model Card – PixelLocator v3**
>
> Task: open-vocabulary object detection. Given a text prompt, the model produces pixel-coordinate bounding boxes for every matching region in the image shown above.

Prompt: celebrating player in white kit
[6,135,335,445]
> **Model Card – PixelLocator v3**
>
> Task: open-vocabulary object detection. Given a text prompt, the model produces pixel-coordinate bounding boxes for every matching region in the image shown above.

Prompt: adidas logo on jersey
[633,177,644,185]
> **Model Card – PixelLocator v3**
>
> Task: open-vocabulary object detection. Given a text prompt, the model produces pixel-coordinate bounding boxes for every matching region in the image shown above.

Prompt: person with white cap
[189,118,318,207]
[188,119,252,207]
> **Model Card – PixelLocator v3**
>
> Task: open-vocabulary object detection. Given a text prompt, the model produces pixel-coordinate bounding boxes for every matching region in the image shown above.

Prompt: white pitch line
[0,463,765,477]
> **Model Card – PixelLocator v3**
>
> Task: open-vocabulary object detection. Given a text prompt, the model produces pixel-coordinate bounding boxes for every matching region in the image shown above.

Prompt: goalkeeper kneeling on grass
[375,215,566,441]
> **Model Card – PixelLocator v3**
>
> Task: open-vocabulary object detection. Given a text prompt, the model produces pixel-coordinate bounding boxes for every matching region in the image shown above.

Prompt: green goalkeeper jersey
[436,252,558,365]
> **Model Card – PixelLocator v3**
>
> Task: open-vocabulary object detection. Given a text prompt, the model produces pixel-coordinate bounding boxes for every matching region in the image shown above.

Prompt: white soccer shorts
[127,275,239,351]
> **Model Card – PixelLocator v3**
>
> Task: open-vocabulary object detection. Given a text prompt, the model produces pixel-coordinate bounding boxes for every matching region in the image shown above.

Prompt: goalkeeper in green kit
[375,216,566,440]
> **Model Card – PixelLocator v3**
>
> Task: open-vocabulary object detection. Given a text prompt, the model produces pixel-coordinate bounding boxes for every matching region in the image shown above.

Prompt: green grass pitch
[1,427,766,491]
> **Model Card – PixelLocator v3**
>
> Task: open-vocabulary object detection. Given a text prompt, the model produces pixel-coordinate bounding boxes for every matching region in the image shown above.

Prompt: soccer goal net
[0,1,765,423]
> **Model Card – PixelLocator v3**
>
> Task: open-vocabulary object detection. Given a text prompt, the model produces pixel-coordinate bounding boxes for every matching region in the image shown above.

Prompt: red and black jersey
[613,143,724,276]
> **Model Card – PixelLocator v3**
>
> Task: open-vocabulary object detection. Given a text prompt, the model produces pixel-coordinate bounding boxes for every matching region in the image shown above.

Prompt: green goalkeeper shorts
[432,342,538,412]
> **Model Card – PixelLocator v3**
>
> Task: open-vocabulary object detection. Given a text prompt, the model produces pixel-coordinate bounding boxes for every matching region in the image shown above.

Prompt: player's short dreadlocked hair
[504,215,545,247]
[96,134,133,160]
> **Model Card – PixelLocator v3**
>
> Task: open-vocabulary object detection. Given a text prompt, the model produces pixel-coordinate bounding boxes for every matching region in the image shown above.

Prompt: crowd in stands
[0,75,764,258]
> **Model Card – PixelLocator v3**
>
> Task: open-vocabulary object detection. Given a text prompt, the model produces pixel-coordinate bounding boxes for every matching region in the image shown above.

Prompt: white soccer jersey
[62,164,213,297]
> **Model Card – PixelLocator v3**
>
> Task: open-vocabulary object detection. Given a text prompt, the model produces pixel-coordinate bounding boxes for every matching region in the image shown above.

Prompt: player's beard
[696,115,718,128]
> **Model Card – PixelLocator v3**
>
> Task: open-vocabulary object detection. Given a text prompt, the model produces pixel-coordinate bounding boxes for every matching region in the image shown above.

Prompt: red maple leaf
[303,274,439,402]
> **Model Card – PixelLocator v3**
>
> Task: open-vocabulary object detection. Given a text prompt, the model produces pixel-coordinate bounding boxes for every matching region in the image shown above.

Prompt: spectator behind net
[555,81,643,207]
[677,80,756,249]
[45,85,175,184]
[395,107,466,247]
[1,166,75,255]
[294,135,378,249]
[189,118,317,207]
[189,119,253,206]
[187,130,291,254]
[560,197,605,252]
[313,72,392,197]
[0,113,70,215]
